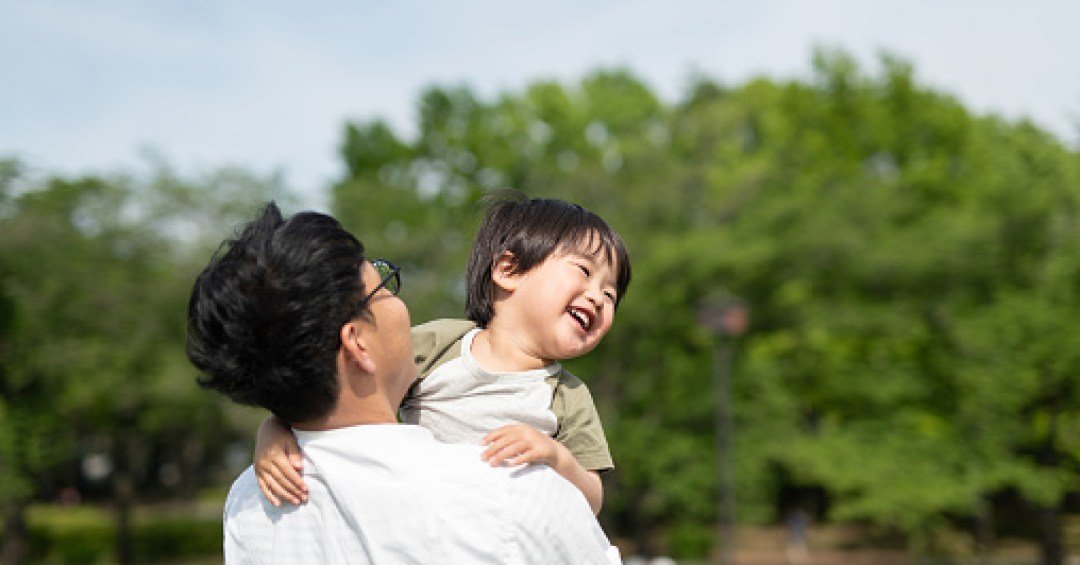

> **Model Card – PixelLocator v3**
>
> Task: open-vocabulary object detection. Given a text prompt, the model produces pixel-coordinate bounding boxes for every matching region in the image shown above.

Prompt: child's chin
[559,341,599,360]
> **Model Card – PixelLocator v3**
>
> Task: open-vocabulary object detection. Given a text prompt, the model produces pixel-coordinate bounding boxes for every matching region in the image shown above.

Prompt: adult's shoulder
[224,467,262,513]
[501,465,620,563]
[225,467,258,502]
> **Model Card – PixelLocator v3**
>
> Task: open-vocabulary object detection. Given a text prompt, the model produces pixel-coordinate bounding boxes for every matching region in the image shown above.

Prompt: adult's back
[225,425,619,564]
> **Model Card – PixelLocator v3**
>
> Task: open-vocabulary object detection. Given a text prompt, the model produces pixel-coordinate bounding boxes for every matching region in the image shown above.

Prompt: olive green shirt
[407,318,613,473]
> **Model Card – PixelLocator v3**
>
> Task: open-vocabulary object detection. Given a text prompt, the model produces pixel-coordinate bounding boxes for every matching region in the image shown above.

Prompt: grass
[12,499,225,564]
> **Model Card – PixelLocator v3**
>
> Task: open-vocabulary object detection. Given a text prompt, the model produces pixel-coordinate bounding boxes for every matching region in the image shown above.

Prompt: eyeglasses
[360,259,401,305]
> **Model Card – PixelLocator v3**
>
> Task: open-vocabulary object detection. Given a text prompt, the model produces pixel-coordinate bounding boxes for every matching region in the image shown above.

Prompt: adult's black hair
[464,191,632,326]
[186,202,367,425]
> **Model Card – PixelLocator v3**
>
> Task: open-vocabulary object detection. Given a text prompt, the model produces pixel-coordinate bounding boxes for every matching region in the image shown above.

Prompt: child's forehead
[557,237,616,265]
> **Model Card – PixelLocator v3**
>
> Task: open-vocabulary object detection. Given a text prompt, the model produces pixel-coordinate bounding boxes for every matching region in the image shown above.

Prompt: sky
[3,1,1079,210]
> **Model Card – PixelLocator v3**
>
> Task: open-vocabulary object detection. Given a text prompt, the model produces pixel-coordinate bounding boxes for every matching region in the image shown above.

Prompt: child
[254,193,631,514]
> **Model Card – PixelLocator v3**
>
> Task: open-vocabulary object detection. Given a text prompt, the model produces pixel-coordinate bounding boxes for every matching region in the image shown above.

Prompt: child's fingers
[288,450,304,472]
[481,429,520,452]
[482,438,526,467]
[480,439,509,463]
[505,448,541,466]
[277,456,307,496]
[278,472,307,503]
[264,462,307,504]
[257,477,282,507]
[273,485,302,505]
[481,429,510,446]
[266,473,304,505]
[482,423,529,444]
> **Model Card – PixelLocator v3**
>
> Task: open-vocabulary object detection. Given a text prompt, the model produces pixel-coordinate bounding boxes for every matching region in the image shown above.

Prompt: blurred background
[2,1,1079,563]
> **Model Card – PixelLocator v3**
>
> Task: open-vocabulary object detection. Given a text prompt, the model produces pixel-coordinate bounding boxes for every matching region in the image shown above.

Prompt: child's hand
[481,424,562,468]
[484,423,604,515]
[254,416,307,506]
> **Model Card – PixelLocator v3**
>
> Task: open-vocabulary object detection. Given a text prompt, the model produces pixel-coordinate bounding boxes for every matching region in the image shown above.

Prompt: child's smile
[567,305,595,331]
[483,230,626,370]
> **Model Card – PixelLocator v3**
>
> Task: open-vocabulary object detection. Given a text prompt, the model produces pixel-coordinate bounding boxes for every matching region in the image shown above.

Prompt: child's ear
[340,321,377,374]
[491,251,522,292]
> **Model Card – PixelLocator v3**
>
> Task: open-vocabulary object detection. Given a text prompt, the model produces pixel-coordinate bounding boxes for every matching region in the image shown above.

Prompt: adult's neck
[292,411,398,432]
[291,349,406,431]
[292,381,400,431]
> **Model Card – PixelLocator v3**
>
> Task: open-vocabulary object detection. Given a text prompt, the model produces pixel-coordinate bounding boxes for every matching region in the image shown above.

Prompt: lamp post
[698,297,748,565]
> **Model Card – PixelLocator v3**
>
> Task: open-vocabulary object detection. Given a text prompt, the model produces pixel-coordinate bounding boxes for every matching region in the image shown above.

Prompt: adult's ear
[340,320,377,375]
[491,251,523,292]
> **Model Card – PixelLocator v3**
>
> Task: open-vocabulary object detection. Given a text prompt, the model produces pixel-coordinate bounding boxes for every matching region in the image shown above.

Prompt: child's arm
[253,415,308,506]
[481,424,603,515]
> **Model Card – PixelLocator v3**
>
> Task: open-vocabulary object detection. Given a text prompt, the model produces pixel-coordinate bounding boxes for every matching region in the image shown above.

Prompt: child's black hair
[464,191,631,326]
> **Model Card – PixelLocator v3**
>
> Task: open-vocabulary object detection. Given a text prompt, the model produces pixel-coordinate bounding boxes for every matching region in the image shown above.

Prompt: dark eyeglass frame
[360,259,401,306]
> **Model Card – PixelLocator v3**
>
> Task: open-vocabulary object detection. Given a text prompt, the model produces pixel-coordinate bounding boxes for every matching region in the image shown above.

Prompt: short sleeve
[411,319,476,379]
[551,373,613,473]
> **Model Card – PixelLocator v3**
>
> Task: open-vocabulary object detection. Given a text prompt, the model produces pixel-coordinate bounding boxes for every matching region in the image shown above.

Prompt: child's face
[504,243,620,363]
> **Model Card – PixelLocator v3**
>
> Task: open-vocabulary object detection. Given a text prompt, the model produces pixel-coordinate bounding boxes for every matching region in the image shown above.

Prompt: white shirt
[401,328,559,444]
[223,424,620,564]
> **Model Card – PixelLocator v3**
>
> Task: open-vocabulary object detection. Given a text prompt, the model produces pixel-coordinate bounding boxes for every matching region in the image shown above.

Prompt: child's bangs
[558,222,631,303]
[561,227,618,267]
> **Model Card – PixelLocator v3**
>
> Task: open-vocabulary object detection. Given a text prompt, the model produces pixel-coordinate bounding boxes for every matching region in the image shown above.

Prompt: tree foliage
[329,49,1080,560]
[0,158,293,563]
[2,47,1078,562]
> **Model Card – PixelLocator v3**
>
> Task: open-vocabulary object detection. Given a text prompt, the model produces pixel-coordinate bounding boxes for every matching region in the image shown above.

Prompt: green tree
[643,50,1080,561]
[326,50,1080,562]
[0,158,293,563]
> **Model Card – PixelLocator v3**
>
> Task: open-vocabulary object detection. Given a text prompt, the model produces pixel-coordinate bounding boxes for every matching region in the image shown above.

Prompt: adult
[186,203,620,564]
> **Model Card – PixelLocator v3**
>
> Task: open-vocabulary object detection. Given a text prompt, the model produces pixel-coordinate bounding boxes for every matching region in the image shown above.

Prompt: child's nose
[584,287,604,310]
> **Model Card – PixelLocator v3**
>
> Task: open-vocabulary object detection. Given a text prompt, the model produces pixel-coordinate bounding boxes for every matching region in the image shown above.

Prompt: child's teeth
[568,309,588,329]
